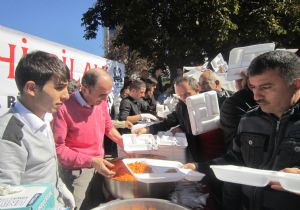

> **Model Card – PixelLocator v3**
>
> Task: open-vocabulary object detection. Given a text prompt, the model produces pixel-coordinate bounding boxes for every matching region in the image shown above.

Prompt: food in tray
[112,170,136,182]
[111,159,137,182]
[122,158,205,183]
[131,206,156,210]
[127,161,153,174]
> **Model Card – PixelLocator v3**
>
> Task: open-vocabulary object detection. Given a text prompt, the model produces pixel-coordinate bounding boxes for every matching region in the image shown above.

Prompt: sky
[0,0,105,57]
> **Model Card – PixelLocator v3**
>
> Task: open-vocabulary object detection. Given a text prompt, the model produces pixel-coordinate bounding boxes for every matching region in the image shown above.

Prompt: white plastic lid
[210,53,228,73]
[186,91,220,135]
[226,43,275,81]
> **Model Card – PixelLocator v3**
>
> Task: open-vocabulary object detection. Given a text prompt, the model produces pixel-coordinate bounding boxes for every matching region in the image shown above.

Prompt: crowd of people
[0,50,299,210]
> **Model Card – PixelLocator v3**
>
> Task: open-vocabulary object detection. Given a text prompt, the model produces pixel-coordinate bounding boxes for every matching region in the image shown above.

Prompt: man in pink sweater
[52,68,123,210]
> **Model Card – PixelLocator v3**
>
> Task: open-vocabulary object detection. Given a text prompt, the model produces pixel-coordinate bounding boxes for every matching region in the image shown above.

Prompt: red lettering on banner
[69,58,75,79]
[21,38,28,56]
[62,49,67,64]
[84,63,91,74]
[0,44,16,79]
[0,36,104,81]
[61,49,75,79]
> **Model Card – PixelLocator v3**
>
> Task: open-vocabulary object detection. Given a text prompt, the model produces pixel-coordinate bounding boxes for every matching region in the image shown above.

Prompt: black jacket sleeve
[118,99,132,121]
[148,111,179,134]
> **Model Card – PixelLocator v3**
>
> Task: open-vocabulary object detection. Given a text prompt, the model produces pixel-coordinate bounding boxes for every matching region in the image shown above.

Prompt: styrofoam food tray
[277,171,300,194]
[123,158,205,183]
[156,132,188,147]
[210,165,300,193]
[122,134,157,152]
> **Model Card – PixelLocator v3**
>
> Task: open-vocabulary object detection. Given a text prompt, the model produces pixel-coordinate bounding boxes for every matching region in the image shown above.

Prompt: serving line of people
[131,71,234,208]
[118,53,300,210]
[0,56,130,210]
[183,50,300,210]
[133,70,233,162]
[1,50,300,210]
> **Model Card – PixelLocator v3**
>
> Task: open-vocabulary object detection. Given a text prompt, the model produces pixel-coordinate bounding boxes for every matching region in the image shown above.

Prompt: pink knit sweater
[52,94,113,169]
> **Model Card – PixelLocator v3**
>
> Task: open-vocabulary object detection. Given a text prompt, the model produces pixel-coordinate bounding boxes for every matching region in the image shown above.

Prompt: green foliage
[82,0,300,76]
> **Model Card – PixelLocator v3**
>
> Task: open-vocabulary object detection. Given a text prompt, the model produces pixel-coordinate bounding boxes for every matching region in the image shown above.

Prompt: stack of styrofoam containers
[163,95,179,113]
[117,134,156,158]
[118,133,188,163]
[226,43,275,81]
[186,91,220,135]
[156,103,171,118]
[155,132,187,163]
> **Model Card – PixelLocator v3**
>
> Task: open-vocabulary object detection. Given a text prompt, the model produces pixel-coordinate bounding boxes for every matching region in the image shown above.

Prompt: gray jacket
[0,107,66,207]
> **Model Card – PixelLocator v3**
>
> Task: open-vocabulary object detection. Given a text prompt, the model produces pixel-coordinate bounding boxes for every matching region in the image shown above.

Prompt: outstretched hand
[182,163,196,170]
[125,120,133,129]
[91,157,116,177]
[132,127,149,135]
[141,113,159,121]
[270,168,300,195]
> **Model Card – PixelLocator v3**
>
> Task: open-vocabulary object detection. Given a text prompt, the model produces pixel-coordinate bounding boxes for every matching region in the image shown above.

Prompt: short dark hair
[81,69,98,88]
[248,50,300,84]
[120,86,129,94]
[15,51,70,93]
[145,77,158,85]
[145,83,153,92]
[129,80,146,90]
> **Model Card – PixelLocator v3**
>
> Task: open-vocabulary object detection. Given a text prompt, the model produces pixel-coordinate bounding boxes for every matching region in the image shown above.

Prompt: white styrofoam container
[210,53,228,73]
[277,172,300,194]
[117,146,187,163]
[226,43,275,81]
[210,165,300,194]
[156,132,188,148]
[210,165,273,187]
[186,91,220,135]
[122,158,205,183]
[156,104,171,118]
[217,72,236,92]
[119,134,188,163]
[122,134,157,152]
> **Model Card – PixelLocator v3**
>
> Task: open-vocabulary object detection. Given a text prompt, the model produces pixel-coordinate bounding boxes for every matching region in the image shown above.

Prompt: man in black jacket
[118,80,157,124]
[220,86,257,150]
[184,50,300,210]
[140,82,157,114]
[134,76,202,162]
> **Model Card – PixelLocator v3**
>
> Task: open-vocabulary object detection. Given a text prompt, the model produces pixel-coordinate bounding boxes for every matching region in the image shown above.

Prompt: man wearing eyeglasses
[134,76,202,162]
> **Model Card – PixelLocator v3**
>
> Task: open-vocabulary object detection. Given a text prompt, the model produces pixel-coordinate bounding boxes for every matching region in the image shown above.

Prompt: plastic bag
[169,181,209,209]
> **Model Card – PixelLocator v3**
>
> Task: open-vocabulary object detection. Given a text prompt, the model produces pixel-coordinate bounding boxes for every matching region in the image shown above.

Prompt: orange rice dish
[111,160,152,182]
